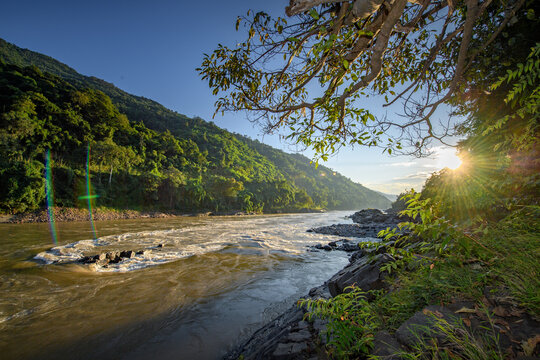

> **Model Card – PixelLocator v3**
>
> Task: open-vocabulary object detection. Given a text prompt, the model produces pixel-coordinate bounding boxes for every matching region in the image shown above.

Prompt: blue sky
[0,0,462,194]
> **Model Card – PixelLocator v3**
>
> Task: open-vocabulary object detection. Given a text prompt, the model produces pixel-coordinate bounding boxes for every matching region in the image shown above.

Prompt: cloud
[365,182,422,194]
[391,171,433,181]
[387,161,417,167]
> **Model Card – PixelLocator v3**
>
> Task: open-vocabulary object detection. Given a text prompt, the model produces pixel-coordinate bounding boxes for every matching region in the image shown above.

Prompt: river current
[0,211,370,359]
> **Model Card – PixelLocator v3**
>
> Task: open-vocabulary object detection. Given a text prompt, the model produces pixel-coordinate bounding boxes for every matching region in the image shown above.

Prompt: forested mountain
[0,38,390,214]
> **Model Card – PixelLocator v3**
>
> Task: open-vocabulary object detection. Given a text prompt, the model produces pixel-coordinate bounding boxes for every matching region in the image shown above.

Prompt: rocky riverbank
[307,208,412,238]
[1,207,325,224]
[2,207,187,224]
[225,208,540,360]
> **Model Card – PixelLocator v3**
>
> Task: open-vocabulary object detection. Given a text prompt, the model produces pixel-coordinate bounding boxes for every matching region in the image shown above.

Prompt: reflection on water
[0,212,359,359]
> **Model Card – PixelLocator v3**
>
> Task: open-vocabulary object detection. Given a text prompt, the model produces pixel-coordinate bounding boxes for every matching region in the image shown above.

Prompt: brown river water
[0,211,369,360]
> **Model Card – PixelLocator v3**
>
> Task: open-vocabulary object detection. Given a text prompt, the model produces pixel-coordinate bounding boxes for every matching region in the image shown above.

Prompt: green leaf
[309,9,319,20]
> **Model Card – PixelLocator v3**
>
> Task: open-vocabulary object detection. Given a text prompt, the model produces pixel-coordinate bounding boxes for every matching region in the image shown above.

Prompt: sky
[0,0,463,195]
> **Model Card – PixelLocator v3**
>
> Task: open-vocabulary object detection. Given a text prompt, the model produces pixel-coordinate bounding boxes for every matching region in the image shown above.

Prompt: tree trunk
[286,0,387,18]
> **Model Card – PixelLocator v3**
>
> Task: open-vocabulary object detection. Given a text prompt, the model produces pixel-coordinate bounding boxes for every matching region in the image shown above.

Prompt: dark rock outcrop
[395,305,457,348]
[327,253,393,297]
[79,249,143,265]
[308,208,413,238]
[371,331,405,360]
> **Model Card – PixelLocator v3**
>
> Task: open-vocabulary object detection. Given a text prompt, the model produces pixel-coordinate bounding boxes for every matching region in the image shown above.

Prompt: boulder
[327,253,393,297]
[120,250,136,259]
[395,305,456,348]
[271,342,308,360]
[371,331,404,359]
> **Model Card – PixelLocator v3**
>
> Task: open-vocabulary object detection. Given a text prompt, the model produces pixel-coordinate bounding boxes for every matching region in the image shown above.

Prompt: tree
[199,0,533,158]
[91,138,140,185]
[0,159,45,213]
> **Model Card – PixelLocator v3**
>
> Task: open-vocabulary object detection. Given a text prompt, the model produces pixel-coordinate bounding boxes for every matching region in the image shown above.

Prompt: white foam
[33,211,360,273]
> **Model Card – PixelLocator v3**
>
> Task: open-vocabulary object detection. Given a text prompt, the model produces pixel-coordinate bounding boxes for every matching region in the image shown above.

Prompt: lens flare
[45,149,58,245]
[78,145,99,240]
[435,147,463,171]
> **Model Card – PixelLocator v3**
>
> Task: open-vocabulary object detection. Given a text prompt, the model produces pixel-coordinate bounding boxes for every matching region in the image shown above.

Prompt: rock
[79,256,95,264]
[322,245,332,251]
[307,208,417,239]
[336,242,358,252]
[287,330,311,342]
[272,342,308,359]
[349,209,389,224]
[120,250,135,259]
[308,284,331,300]
[312,318,328,334]
[371,331,404,359]
[314,244,323,250]
[95,253,107,261]
[79,249,142,265]
[328,241,337,248]
[327,253,393,297]
[106,251,121,263]
[308,224,370,238]
[395,305,456,348]
[223,306,304,360]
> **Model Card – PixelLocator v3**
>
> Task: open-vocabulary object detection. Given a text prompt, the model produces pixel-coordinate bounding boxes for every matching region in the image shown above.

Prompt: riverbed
[0,211,361,360]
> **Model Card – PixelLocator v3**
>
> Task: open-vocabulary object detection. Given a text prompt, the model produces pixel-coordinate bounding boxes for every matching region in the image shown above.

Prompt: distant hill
[376,191,398,202]
[0,38,390,213]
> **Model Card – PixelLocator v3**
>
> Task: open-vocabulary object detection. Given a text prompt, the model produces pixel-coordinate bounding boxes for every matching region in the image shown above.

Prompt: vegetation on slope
[0,39,390,214]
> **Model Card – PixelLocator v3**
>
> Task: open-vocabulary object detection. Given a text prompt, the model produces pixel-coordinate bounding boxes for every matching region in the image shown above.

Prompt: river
[0,211,365,360]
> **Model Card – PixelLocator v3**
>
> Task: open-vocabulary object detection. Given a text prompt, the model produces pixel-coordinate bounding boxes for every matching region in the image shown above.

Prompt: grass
[388,310,505,360]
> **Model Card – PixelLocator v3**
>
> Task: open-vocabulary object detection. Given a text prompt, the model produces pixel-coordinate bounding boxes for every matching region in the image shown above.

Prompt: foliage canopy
[199,0,532,158]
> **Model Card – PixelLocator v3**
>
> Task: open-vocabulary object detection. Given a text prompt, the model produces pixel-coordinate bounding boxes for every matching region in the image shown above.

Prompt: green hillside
[0,38,390,214]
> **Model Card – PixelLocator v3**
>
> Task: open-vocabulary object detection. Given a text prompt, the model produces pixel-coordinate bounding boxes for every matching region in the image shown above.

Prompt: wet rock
[371,331,404,359]
[322,245,332,251]
[78,249,142,265]
[223,306,305,360]
[308,224,371,238]
[310,208,416,239]
[328,241,337,248]
[287,330,311,342]
[308,284,331,300]
[336,242,358,252]
[120,250,135,258]
[272,342,308,359]
[79,255,95,264]
[327,253,393,297]
[95,253,107,261]
[106,251,121,263]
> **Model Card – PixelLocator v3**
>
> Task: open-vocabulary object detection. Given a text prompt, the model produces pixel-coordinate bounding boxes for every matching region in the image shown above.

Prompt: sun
[446,155,462,170]
[436,148,463,170]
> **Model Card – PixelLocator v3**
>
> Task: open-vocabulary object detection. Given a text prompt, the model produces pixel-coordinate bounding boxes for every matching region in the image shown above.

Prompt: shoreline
[224,209,540,359]
[0,206,327,224]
